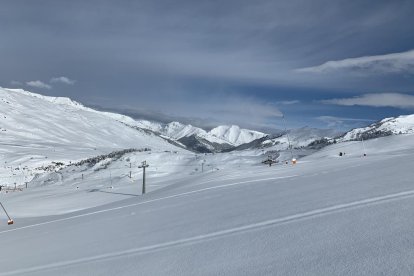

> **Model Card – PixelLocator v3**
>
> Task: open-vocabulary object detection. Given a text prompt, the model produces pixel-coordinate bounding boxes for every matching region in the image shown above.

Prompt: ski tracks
[2,188,414,275]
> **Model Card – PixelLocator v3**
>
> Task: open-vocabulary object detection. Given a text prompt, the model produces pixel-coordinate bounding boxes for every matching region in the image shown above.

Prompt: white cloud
[211,98,283,118]
[10,80,22,86]
[317,116,374,128]
[26,80,52,89]
[278,100,300,105]
[296,49,414,74]
[50,76,76,85]
[146,96,283,130]
[320,93,414,109]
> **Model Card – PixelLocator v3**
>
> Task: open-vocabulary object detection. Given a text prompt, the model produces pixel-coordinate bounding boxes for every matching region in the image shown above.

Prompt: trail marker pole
[201,160,205,173]
[0,201,13,225]
[138,161,149,194]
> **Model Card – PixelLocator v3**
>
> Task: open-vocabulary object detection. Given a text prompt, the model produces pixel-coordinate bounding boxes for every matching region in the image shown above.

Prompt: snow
[209,125,266,146]
[2,87,414,275]
[162,122,206,139]
[2,89,267,149]
[135,121,267,147]
[0,87,185,190]
[340,114,414,141]
[376,114,414,133]
[260,127,338,151]
[1,130,414,275]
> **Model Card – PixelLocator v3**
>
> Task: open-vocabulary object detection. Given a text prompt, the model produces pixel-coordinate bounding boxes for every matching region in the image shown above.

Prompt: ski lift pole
[0,201,13,225]
[138,161,149,195]
[361,136,367,156]
[282,114,294,162]
[109,168,113,187]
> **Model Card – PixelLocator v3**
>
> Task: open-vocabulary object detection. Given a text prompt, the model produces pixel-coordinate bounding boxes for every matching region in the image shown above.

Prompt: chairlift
[262,156,278,167]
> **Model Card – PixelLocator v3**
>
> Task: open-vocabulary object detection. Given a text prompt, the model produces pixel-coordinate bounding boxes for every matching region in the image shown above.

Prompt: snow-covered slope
[2,133,414,275]
[156,122,208,141]
[14,91,266,151]
[0,88,179,150]
[340,114,414,142]
[209,125,266,146]
[0,87,185,186]
[0,87,266,159]
[260,127,339,150]
[3,87,414,275]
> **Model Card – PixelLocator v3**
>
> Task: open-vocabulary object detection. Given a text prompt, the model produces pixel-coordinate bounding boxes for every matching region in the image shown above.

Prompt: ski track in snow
[189,160,363,189]
[0,175,298,235]
[2,188,414,275]
[0,155,390,234]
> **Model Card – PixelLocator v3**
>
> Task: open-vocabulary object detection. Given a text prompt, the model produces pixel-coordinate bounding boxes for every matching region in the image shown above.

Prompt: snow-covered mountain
[0,87,268,156]
[127,120,267,152]
[244,115,414,154]
[3,87,363,156]
[236,127,339,151]
[5,87,414,276]
[0,88,183,169]
[339,114,414,142]
[209,125,265,146]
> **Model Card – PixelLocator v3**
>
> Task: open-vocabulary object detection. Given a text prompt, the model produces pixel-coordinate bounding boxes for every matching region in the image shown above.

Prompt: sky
[1,0,414,132]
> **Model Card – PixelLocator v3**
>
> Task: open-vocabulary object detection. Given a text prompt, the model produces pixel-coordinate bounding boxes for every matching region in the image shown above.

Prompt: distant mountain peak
[209,125,266,146]
[340,114,414,142]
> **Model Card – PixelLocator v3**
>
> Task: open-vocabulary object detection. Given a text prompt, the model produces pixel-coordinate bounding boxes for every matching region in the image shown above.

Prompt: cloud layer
[1,1,414,129]
[321,93,414,109]
[12,76,76,90]
[50,76,76,85]
[297,50,414,74]
[317,116,374,128]
[26,80,51,89]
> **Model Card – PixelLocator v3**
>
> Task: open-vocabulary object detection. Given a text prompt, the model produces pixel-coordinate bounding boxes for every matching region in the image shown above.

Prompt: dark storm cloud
[1,0,414,129]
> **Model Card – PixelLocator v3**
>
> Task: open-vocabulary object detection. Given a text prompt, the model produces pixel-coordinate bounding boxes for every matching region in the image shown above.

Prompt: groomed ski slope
[0,87,188,190]
[1,134,414,275]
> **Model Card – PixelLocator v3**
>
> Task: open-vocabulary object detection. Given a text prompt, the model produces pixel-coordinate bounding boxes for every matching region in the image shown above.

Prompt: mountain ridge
[5,87,413,154]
